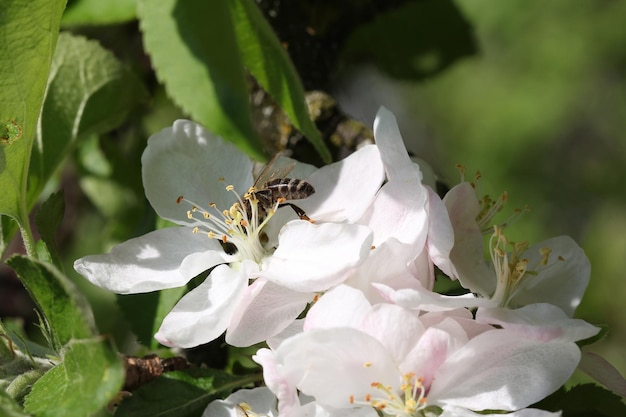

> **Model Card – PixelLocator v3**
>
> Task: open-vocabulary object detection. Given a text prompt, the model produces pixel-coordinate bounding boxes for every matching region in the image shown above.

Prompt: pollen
[351,373,429,417]
[176,185,276,264]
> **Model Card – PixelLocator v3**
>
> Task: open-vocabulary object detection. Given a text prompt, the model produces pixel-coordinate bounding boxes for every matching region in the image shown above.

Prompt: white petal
[509,236,590,316]
[475,303,600,342]
[304,285,372,330]
[443,182,495,294]
[373,282,491,312]
[359,179,428,247]
[142,120,254,224]
[226,278,312,347]
[203,387,278,417]
[261,222,373,292]
[430,330,580,410]
[272,328,401,409]
[74,227,227,294]
[298,145,384,223]
[154,264,248,348]
[578,350,626,398]
[440,406,562,417]
[343,239,422,303]
[373,106,420,182]
[426,186,457,278]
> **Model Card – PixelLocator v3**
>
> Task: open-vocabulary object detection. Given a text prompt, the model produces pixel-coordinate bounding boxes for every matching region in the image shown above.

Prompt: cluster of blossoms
[74,108,600,417]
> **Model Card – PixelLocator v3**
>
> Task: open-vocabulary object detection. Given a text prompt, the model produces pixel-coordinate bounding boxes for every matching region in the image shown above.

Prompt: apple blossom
[336,107,456,303]
[203,386,379,417]
[74,120,384,348]
[443,182,590,316]
[255,286,581,417]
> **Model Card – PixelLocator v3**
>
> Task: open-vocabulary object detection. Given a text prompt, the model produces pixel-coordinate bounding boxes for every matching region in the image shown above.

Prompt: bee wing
[253,153,295,187]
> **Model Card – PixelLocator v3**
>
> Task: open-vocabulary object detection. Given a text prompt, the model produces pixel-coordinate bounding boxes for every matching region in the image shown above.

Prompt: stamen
[350,373,429,417]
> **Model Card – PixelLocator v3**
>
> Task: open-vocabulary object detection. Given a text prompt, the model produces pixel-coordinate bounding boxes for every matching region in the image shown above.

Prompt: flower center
[350,373,438,417]
[176,184,280,264]
[235,402,269,417]
[489,225,563,307]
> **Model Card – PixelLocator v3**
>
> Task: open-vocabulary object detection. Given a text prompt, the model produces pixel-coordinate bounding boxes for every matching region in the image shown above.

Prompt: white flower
[376,181,599,338]
[339,107,456,303]
[203,386,379,417]
[255,286,580,417]
[74,120,384,348]
[443,182,590,316]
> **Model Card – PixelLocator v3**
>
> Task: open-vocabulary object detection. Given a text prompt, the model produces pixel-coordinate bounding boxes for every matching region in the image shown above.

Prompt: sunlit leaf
[229,0,330,163]
[62,0,137,26]
[28,32,145,207]
[6,256,95,348]
[138,0,265,160]
[23,338,124,417]
[0,0,66,221]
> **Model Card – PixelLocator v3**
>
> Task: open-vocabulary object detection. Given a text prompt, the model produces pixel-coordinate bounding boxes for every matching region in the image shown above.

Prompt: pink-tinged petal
[253,348,301,417]
[343,239,422,303]
[578,350,626,398]
[509,236,590,316]
[74,227,228,294]
[304,285,372,331]
[298,145,384,223]
[444,182,495,294]
[142,120,254,225]
[266,319,304,350]
[426,186,457,278]
[373,106,418,182]
[226,278,312,347]
[476,303,600,342]
[373,282,491,312]
[419,310,492,340]
[359,180,428,247]
[270,328,401,409]
[401,317,468,389]
[361,303,425,366]
[261,222,373,292]
[430,330,580,411]
[155,264,247,348]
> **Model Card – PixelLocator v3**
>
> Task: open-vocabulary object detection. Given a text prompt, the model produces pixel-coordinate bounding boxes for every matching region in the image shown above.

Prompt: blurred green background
[336,0,626,377]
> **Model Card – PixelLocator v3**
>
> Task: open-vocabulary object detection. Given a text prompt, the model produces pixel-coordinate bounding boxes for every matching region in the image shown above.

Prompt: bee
[246,154,315,221]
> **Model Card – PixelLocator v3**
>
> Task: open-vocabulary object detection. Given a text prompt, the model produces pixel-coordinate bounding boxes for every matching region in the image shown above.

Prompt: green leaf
[342,0,476,80]
[0,0,66,222]
[0,389,30,417]
[117,287,186,349]
[28,32,145,208]
[23,338,124,417]
[137,0,266,160]
[229,0,330,163]
[6,256,94,348]
[34,191,65,270]
[116,368,248,417]
[62,0,137,26]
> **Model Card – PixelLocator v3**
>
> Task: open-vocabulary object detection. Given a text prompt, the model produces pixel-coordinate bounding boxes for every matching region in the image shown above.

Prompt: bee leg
[279,203,313,222]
